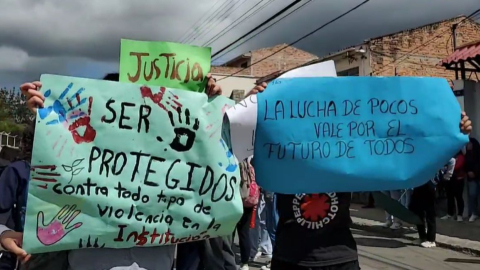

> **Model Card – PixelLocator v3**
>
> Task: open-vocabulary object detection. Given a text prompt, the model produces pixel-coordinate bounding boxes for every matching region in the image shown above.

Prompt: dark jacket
[465,138,480,180]
[0,160,30,270]
[0,160,30,231]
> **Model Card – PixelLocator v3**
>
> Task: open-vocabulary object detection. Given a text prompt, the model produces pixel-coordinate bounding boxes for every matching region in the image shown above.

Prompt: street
[242,228,480,270]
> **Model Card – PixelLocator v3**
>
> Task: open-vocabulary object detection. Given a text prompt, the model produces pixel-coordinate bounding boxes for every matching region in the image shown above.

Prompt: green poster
[23,74,241,253]
[119,39,211,92]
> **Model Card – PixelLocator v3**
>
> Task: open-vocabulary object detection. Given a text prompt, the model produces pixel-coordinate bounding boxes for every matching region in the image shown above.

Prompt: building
[0,132,18,149]
[211,74,258,103]
[255,15,480,83]
[211,44,319,100]
[440,40,480,138]
[248,15,480,208]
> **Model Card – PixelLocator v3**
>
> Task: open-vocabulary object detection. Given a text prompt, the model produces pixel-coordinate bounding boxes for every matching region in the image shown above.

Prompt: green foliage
[0,87,32,134]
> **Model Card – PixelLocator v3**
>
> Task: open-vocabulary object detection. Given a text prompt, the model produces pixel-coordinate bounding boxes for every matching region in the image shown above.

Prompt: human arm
[443,158,456,180]
[20,81,44,113]
[205,73,222,97]
[460,112,472,135]
[0,224,12,251]
[0,226,29,262]
[245,82,267,97]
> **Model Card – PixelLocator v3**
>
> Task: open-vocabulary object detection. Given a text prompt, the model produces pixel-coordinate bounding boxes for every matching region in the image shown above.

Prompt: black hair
[103,73,119,82]
[467,137,480,156]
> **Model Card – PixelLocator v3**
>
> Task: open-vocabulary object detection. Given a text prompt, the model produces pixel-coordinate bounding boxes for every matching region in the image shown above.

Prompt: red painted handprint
[300,194,330,222]
[39,83,97,144]
[68,97,96,144]
[37,204,83,246]
[140,86,182,112]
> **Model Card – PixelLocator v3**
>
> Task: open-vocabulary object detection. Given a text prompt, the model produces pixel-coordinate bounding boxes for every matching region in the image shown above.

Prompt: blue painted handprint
[39,83,96,144]
[39,83,87,125]
[218,138,238,173]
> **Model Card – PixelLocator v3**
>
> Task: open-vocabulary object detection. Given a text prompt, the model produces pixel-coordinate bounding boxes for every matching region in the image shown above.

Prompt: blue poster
[254,77,468,194]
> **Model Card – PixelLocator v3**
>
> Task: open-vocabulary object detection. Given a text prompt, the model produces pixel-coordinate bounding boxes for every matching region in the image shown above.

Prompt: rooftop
[440,39,480,70]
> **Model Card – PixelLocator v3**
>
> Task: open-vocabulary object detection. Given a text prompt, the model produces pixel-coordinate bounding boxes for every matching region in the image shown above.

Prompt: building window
[337,67,359,76]
[240,62,248,68]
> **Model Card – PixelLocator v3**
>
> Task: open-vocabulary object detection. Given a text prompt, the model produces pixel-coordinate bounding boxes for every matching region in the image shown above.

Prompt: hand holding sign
[254,77,468,194]
[37,205,83,246]
[23,75,242,254]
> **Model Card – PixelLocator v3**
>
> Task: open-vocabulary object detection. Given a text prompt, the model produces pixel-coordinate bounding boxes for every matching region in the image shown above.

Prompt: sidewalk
[349,203,480,256]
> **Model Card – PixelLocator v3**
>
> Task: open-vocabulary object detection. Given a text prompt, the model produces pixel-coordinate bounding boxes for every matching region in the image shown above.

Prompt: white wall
[328,50,371,76]
[212,74,258,98]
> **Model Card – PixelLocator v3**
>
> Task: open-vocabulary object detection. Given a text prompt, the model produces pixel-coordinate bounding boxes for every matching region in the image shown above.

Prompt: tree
[0,87,33,134]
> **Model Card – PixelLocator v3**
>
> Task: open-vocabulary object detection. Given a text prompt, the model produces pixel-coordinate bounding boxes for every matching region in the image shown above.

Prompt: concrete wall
[460,80,480,139]
[212,74,258,99]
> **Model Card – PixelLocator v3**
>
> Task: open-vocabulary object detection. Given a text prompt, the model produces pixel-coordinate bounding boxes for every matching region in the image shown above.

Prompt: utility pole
[452,23,459,79]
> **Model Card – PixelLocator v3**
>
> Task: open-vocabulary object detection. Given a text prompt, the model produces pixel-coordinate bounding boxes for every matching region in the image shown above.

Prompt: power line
[184,0,243,45]
[217,0,372,81]
[374,8,480,75]
[212,0,312,63]
[181,0,235,44]
[182,0,235,44]
[176,0,225,42]
[203,0,276,47]
[194,0,254,46]
[212,0,303,59]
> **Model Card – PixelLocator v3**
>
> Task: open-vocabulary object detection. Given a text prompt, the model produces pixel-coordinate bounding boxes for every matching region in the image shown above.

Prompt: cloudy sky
[0,0,479,88]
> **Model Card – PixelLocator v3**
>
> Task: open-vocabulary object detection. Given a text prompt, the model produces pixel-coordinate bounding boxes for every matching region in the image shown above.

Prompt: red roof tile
[440,40,480,66]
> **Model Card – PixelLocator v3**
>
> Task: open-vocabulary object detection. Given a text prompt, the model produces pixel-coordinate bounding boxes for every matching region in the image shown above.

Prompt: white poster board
[226,60,337,161]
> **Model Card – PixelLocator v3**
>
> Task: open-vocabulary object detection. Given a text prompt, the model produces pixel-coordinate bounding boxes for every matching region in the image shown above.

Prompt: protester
[399,189,412,214]
[233,157,259,270]
[442,151,466,222]
[262,191,278,270]
[250,190,272,260]
[249,190,277,270]
[410,158,455,248]
[0,72,222,270]
[0,121,36,269]
[465,138,480,222]
[381,190,403,229]
[361,193,375,209]
[250,83,472,269]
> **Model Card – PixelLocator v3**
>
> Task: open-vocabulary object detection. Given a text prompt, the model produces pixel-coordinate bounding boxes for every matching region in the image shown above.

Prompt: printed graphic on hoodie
[292,193,339,230]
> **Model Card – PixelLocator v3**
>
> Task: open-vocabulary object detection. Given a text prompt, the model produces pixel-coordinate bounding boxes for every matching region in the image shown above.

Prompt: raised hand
[37,204,83,246]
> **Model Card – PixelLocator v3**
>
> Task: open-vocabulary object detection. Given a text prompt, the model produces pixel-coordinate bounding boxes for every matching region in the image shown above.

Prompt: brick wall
[249,44,318,77]
[211,66,251,76]
[370,17,480,80]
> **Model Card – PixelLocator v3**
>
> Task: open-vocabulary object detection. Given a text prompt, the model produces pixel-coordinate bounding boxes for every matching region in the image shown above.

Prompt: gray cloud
[0,0,479,87]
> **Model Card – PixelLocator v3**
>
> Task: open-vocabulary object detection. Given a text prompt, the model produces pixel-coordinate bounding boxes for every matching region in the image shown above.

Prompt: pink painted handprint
[37,204,83,246]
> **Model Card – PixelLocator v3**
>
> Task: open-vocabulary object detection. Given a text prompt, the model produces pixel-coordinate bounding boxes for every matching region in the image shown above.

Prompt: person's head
[20,120,36,161]
[103,73,119,82]
[467,138,480,152]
